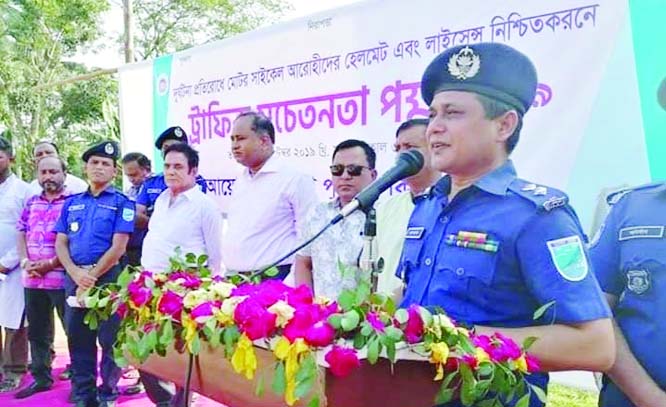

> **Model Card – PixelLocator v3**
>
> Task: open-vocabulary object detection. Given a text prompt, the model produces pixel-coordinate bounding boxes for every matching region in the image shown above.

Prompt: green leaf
[327,314,342,329]
[385,339,396,362]
[514,394,530,407]
[360,323,373,336]
[341,310,360,332]
[97,296,110,308]
[295,376,315,399]
[117,268,133,287]
[353,331,367,349]
[522,336,539,351]
[354,282,371,306]
[307,396,320,407]
[160,322,174,345]
[197,254,208,266]
[190,335,201,354]
[435,387,454,404]
[530,384,547,403]
[367,337,380,364]
[263,266,278,277]
[337,290,355,311]
[384,326,404,341]
[384,296,397,315]
[185,253,197,264]
[223,326,240,357]
[296,355,316,382]
[272,362,286,395]
[255,375,265,397]
[394,308,408,324]
[533,300,556,320]
[477,361,494,376]
[418,307,433,326]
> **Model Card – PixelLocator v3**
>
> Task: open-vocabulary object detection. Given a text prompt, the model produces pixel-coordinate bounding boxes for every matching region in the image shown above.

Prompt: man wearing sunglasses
[294,139,377,300]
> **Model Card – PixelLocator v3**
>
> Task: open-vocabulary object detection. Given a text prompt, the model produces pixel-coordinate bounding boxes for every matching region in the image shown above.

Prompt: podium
[137,343,441,407]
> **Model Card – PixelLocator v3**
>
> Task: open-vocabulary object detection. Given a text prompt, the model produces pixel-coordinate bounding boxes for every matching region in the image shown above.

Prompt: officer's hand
[0,265,9,274]
[72,267,97,289]
[27,260,50,276]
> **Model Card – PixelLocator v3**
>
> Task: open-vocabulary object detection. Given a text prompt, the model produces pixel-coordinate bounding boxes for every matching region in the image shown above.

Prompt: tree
[122,0,291,60]
[0,0,116,180]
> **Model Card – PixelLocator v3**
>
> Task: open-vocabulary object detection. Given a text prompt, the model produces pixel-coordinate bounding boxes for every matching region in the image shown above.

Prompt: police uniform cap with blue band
[420,42,538,115]
[82,140,120,162]
[155,126,188,149]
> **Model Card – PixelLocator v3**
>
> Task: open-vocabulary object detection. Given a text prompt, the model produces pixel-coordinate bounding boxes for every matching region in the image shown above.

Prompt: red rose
[325,345,360,377]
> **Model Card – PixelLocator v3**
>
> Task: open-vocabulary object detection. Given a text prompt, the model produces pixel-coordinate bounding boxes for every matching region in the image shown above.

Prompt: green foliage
[547,384,598,407]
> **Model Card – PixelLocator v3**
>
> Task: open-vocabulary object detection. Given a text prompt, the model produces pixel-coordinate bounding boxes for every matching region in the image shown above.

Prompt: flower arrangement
[83,253,543,407]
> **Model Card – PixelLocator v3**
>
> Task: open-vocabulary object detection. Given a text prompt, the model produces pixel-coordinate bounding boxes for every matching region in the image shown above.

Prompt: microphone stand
[358,207,382,293]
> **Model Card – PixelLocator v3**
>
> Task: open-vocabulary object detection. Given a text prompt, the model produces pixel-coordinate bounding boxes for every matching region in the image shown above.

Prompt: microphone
[331,150,424,224]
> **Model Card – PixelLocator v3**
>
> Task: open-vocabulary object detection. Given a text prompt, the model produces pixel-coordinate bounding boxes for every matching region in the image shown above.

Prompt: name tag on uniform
[98,204,118,211]
[69,204,85,211]
[147,188,162,194]
[618,226,664,241]
[405,227,425,239]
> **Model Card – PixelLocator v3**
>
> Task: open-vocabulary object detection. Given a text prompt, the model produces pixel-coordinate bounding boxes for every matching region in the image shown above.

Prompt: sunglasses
[329,164,371,177]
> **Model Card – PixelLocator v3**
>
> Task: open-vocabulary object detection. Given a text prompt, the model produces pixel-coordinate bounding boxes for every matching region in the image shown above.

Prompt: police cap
[82,140,120,162]
[155,126,188,149]
[421,42,538,114]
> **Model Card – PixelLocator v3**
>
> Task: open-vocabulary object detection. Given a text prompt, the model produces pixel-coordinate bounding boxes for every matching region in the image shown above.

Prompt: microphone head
[397,150,425,177]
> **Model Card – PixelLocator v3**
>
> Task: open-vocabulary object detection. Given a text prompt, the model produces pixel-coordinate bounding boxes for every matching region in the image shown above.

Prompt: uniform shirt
[28,173,88,197]
[298,199,365,300]
[223,154,318,271]
[136,173,207,212]
[54,186,135,266]
[590,183,666,407]
[124,173,153,250]
[17,192,69,289]
[142,186,223,275]
[399,161,610,405]
[375,191,416,295]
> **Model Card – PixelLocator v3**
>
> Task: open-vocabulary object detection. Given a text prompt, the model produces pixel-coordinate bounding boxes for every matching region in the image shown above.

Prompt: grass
[547,383,598,407]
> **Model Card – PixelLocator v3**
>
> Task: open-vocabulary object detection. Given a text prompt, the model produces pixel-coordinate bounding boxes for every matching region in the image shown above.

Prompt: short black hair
[235,111,276,144]
[34,141,59,155]
[0,136,13,157]
[163,143,199,170]
[122,152,152,171]
[395,118,429,138]
[476,93,524,154]
[332,139,376,169]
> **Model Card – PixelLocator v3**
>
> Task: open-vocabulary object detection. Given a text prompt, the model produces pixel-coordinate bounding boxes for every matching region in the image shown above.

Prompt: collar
[84,184,115,197]
[39,190,69,202]
[246,153,281,177]
[166,185,199,201]
[433,160,516,197]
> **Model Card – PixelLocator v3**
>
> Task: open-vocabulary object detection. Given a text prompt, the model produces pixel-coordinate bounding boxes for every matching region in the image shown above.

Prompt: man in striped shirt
[14,156,70,399]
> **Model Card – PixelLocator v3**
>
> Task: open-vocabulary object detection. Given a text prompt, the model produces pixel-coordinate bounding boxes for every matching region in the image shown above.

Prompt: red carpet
[0,327,226,407]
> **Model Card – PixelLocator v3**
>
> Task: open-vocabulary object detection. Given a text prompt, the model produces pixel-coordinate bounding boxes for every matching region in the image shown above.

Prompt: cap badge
[104,143,114,154]
[447,46,481,80]
[174,127,183,138]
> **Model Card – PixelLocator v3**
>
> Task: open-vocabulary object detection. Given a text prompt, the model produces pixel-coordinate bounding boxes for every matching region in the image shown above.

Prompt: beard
[41,181,63,193]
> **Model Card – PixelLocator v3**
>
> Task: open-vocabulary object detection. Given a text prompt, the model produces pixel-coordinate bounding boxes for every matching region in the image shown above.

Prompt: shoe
[14,382,51,399]
[98,400,116,407]
[59,365,72,380]
[0,374,23,392]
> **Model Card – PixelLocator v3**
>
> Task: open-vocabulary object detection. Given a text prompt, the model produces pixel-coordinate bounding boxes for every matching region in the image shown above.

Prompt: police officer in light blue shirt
[590,184,666,407]
[55,141,134,407]
[398,43,615,407]
[135,126,207,226]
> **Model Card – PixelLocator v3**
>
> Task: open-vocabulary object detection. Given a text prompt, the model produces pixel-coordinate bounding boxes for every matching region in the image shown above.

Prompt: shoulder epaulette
[509,179,569,212]
[606,182,663,205]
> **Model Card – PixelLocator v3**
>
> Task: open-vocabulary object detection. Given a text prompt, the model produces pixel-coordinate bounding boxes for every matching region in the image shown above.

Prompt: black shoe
[59,366,72,381]
[14,382,51,399]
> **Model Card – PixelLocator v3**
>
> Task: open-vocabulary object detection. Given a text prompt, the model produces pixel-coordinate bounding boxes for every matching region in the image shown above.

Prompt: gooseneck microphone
[331,149,424,225]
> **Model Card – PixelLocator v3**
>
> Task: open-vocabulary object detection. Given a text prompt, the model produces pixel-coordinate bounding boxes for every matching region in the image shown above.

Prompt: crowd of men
[0,41,663,407]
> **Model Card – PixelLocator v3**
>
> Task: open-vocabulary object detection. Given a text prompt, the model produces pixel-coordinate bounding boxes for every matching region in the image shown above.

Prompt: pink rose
[286,284,314,307]
[116,302,128,319]
[283,303,335,342]
[404,305,424,344]
[234,298,277,340]
[367,312,385,333]
[525,354,540,373]
[191,300,220,324]
[158,290,184,321]
[128,280,152,307]
[304,321,336,347]
[325,345,361,377]
[168,272,202,289]
[461,354,477,369]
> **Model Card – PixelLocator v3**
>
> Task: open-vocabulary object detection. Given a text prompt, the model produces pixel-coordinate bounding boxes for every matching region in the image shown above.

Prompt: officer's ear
[494,110,519,144]
[189,166,198,176]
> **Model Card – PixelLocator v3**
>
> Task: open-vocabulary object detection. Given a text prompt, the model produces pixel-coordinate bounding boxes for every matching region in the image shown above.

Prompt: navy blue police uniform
[590,183,666,407]
[398,43,611,407]
[55,141,135,406]
[136,126,207,213]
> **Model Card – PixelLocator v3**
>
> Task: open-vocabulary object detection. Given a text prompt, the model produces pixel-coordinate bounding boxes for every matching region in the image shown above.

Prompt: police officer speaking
[55,141,135,407]
[398,43,615,406]
[590,183,666,407]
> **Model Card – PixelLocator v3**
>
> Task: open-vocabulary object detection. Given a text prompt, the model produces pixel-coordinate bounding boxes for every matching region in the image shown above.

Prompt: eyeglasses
[329,164,371,177]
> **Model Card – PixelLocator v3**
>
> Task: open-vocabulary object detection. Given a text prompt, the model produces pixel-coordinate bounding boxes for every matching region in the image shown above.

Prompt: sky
[77,0,361,69]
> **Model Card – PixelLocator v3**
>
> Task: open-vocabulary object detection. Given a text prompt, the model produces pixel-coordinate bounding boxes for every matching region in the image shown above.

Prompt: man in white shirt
[0,135,31,392]
[294,140,377,300]
[223,111,318,279]
[27,141,87,197]
[142,143,222,275]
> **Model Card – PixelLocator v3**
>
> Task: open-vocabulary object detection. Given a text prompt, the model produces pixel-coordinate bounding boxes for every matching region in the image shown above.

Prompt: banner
[119,0,666,232]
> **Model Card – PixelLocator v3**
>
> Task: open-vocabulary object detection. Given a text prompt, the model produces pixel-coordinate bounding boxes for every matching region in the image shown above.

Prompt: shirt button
[440,216,449,223]
[424,258,432,266]
[455,267,465,276]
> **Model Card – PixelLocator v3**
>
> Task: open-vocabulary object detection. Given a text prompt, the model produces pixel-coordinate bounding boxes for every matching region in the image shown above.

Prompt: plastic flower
[234,298,277,340]
[231,334,258,380]
[325,345,360,377]
[429,342,450,380]
[404,305,425,344]
[367,312,385,333]
[157,290,184,321]
[267,300,295,328]
[304,320,336,347]
[127,280,152,307]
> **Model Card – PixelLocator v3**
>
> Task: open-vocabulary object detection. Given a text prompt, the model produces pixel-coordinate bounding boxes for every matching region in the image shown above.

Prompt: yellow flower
[273,337,310,406]
[153,273,167,283]
[268,300,295,328]
[313,295,332,305]
[475,348,490,363]
[429,342,450,381]
[516,354,528,373]
[231,334,257,380]
[216,296,246,326]
[456,327,470,337]
[181,314,198,352]
[210,282,236,299]
[183,289,212,309]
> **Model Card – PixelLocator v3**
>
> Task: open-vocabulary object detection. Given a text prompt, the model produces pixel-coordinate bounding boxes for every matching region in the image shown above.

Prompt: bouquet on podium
[82,252,542,407]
